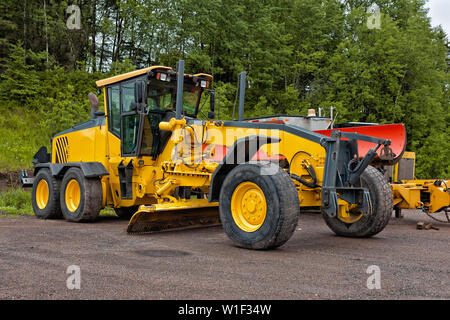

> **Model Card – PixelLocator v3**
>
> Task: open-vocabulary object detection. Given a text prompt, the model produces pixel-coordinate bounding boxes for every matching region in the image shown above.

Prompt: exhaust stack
[175,60,185,120]
[238,72,246,121]
[88,92,99,120]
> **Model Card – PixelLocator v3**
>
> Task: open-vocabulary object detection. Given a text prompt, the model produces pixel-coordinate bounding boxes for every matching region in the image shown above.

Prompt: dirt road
[0,210,448,300]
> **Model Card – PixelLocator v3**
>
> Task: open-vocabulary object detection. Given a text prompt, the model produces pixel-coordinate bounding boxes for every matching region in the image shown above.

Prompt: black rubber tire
[219,162,300,250]
[114,206,139,220]
[31,168,62,219]
[322,165,393,237]
[60,167,102,222]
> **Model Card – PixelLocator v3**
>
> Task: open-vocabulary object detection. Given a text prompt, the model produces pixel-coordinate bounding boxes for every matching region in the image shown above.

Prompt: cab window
[147,84,174,112]
[121,82,135,112]
[121,81,140,155]
[107,85,120,137]
[146,80,201,117]
[122,114,140,155]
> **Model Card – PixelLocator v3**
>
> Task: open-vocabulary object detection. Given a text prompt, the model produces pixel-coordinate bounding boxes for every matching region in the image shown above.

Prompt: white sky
[424,0,450,36]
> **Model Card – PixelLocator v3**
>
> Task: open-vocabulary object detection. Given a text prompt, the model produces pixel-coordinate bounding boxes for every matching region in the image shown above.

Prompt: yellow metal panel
[103,87,108,117]
[65,127,97,162]
[96,67,214,87]
[391,179,450,212]
[96,66,173,87]
[155,120,327,209]
[392,161,399,182]
[402,151,416,159]
[391,184,422,209]
[428,183,450,212]
[297,188,321,207]
[193,73,213,80]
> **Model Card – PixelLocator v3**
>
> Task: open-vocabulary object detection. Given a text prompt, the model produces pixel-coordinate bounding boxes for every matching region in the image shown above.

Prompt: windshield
[147,80,202,117]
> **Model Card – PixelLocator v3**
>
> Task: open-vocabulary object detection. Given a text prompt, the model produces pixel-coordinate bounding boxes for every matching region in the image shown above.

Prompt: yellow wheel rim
[65,179,81,212]
[338,203,363,224]
[36,180,49,210]
[231,182,267,232]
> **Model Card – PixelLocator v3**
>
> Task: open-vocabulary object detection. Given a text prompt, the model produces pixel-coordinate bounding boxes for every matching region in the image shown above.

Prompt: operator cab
[147,70,207,118]
[98,67,212,160]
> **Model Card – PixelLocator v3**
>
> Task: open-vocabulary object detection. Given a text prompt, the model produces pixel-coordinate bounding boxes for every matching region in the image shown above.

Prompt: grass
[0,188,33,216]
[0,187,118,218]
[100,207,117,217]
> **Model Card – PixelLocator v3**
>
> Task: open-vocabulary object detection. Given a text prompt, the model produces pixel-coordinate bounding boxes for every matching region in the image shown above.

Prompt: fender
[34,162,109,179]
[208,135,281,202]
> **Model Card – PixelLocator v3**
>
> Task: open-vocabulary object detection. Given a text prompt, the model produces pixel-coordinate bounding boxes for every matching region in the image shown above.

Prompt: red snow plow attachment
[316,124,407,165]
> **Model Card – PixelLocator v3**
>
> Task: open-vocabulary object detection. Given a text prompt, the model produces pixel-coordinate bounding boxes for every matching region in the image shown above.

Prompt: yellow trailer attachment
[392,180,450,214]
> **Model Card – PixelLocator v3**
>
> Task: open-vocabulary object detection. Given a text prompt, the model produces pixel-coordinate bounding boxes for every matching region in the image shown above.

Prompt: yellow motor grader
[21,61,424,249]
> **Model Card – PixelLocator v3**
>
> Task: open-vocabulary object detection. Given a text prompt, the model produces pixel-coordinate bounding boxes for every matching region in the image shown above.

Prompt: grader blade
[127,200,220,234]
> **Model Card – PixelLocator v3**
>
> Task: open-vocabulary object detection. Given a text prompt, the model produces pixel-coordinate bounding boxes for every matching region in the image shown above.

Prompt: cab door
[120,80,142,157]
[106,78,150,202]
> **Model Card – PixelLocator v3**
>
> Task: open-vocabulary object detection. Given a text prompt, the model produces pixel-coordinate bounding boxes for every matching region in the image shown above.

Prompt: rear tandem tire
[322,165,393,237]
[60,167,102,222]
[31,168,62,219]
[219,162,300,250]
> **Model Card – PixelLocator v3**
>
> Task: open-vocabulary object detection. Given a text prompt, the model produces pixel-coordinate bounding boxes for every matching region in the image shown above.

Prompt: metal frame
[207,117,392,218]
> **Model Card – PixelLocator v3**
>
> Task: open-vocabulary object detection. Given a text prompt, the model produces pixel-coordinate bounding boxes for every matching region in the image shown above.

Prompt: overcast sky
[424,0,450,36]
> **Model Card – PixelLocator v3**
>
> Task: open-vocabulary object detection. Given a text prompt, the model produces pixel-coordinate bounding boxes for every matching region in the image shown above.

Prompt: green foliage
[0,43,45,103]
[0,43,102,171]
[0,0,448,178]
[0,109,49,171]
[0,188,33,215]
[100,207,117,217]
[0,187,117,216]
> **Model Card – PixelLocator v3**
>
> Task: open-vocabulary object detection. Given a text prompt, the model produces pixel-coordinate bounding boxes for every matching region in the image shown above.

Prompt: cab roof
[95,65,213,87]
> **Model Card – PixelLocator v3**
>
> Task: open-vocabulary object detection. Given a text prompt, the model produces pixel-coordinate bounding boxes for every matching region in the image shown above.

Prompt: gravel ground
[0,209,448,300]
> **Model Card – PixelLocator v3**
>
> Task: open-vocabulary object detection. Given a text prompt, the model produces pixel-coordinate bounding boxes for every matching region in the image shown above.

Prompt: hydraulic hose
[290,172,319,189]
[288,151,320,188]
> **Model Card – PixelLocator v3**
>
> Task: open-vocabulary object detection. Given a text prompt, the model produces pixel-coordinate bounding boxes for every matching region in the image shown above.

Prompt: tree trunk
[43,0,49,66]
[112,7,119,63]
[99,31,105,72]
[23,0,27,62]
[91,0,97,72]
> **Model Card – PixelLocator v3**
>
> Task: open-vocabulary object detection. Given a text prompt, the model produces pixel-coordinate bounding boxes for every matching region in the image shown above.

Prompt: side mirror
[94,110,105,117]
[208,90,216,119]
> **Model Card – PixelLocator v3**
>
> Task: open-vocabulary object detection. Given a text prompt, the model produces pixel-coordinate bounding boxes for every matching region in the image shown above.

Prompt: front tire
[32,168,62,219]
[60,167,102,222]
[219,162,300,250]
[322,165,393,237]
